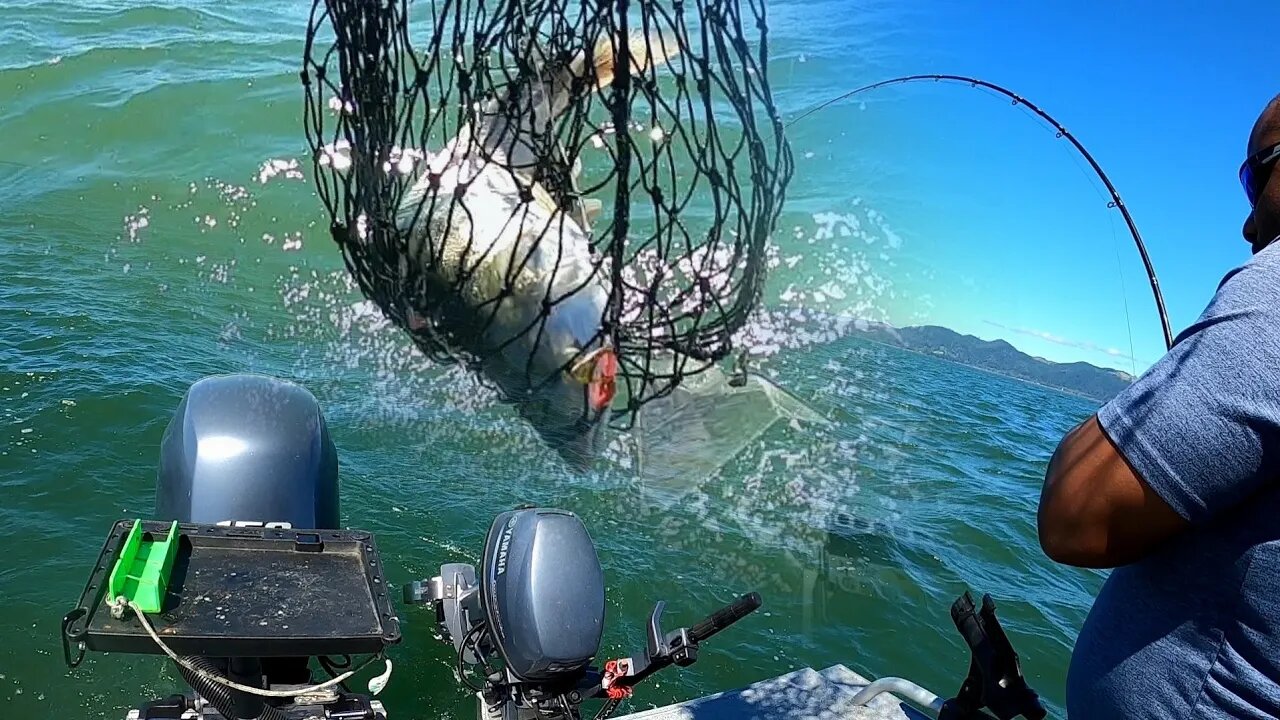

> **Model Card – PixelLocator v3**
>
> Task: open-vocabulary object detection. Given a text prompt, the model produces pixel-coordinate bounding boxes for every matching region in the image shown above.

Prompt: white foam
[319,140,353,172]
[327,95,355,114]
[123,207,150,243]
[257,158,304,184]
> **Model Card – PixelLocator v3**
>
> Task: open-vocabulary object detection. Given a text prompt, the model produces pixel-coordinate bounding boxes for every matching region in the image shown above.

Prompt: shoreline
[850,335,1113,405]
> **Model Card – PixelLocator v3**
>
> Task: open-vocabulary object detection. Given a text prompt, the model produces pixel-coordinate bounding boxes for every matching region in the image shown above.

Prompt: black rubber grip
[688,592,761,643]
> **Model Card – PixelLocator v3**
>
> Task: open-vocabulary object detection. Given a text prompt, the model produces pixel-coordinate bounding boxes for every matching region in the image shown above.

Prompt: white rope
[111,598,389,699]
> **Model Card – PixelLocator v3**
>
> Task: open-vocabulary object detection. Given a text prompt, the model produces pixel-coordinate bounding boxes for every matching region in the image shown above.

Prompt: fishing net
[301,0,792,427]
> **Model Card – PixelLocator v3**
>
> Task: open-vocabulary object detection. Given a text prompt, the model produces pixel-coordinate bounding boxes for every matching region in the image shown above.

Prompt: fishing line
[1086,165,1141,377]
[1114,227,1140,376]
[1032,102,1141,377]
[950,79,1143,374]
[787,74,1174,352]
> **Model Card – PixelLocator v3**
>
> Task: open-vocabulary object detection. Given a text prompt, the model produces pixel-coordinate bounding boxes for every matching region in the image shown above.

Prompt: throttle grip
[688,592,762,643]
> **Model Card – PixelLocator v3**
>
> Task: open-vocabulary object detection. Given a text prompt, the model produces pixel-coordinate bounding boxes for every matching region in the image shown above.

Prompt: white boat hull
[615,665,936,720]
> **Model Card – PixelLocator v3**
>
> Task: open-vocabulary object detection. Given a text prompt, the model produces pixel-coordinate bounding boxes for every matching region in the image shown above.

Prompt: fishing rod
[788,73,1174,351]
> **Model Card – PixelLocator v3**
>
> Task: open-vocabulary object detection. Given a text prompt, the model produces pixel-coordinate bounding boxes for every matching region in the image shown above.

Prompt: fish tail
[589,28,681,90]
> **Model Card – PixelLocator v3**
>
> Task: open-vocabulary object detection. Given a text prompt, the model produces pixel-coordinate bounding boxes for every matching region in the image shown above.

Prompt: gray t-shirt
[1068,241,1280,718]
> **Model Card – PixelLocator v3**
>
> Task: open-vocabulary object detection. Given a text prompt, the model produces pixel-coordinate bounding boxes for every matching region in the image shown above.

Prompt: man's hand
[1037,414,1189,569]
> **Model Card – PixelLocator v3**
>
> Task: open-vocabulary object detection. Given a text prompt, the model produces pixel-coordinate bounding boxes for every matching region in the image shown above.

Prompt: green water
[2,2,1107,718]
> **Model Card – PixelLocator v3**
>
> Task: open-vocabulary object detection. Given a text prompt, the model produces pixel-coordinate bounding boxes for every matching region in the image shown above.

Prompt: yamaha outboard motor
[155,374,339,530]
[406,508,763,720]
[147,374,345,719]
[480,509,607,683]
[62,380,397,720]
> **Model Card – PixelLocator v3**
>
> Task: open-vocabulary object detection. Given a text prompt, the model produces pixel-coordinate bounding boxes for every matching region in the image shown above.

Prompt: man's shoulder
[1173,244,1280,346]
[1211,243,1280,302]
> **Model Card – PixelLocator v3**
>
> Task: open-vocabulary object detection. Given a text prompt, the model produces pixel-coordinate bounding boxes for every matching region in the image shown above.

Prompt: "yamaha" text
[495,516,517,576]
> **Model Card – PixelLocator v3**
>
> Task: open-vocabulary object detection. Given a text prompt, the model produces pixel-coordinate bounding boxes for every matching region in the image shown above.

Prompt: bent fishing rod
[788,73,1174,351]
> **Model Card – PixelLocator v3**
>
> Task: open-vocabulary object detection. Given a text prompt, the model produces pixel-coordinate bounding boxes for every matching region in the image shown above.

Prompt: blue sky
[775,2,1280,373]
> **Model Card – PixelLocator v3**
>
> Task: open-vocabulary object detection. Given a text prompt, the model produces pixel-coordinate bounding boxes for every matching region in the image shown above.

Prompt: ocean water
[1,2,1107,719]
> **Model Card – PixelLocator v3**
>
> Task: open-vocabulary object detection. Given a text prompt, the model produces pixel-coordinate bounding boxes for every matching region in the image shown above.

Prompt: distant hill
[851,322,1135,402]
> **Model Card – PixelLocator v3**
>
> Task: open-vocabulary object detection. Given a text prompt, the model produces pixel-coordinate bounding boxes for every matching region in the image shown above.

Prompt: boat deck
[615,665,934,720]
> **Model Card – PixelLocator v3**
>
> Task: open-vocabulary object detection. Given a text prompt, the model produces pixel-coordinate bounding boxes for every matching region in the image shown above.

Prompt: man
[1039,94,1280,719]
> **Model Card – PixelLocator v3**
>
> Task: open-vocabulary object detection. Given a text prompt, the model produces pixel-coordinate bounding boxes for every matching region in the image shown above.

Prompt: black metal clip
[61,607,88,669]
[939,592,1046,720]
[136,694,191,720]
[327,694,379,720]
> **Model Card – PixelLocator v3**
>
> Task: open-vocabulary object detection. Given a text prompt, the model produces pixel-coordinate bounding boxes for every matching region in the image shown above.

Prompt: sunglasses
[1241,141,1280,208]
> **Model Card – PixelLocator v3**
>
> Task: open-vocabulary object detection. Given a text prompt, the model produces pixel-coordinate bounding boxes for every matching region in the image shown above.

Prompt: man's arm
[1038,414,1188,568]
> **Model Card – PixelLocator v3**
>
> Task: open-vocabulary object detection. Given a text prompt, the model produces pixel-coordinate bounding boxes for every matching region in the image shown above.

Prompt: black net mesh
[301,0,792,428]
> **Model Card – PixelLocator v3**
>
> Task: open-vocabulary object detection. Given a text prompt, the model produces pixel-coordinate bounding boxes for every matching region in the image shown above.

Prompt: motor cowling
[154,374,340,530]
[481,508,605,682]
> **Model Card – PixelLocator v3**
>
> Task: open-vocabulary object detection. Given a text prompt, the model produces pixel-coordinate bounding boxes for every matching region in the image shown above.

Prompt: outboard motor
[148,375,352,718]
[406,508,762,720]
[61,374,399,720]
[480,509,607,683]
[155,374,339,530]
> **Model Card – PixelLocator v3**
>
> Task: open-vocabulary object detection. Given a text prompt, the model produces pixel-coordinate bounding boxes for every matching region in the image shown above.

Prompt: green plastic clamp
[107,520,180,614]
